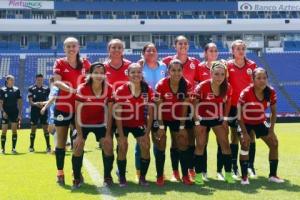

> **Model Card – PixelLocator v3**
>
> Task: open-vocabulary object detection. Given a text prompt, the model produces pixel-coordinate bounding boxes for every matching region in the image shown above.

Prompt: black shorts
[1,110,19,125]
[82,127,106,141]
[30,108,48,125]
[162,120,193,132]
[54,109,75,127]
[199,118,223,128]
[245,122,270,138]
[228,106,238,128]
[116,126,146,138]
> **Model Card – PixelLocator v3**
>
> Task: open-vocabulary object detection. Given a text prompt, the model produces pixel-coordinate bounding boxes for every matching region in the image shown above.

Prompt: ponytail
[76,53,83,70]
[178,77,187,100]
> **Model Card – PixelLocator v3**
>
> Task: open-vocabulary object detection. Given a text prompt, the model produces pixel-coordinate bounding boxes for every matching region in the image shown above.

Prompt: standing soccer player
[72,62,114,189]
[193,61,235,185]
[0,75,22,154]
[133,43,167,182]
[52,37,90,186]
[227,40,257,179]
[197,43,225,181]
[238,68,284,185]
[28,74,51,153]
[162,35,200,181]
[154,59,194,186]
[114,63,154,187]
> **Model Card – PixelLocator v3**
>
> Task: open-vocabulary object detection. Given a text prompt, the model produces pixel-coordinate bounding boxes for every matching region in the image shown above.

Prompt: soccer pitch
[1,123,300,200]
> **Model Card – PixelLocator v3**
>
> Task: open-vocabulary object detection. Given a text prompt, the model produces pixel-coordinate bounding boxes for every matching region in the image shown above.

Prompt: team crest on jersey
[64,69,70,73]
[2,120,5,124]
[4,94,8,98]
[161,71,165,76]
[57,114,64,121]
[124,69,128,76]
[33,95,36,98]
[247,68,253,75]
[190,63,195,69]
[81,68,86,75]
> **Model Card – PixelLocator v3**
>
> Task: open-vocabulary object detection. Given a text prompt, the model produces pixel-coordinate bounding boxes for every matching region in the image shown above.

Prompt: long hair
[231,39,246,59]
[211,61,228,98]
[168,59,187,100]
[85,62,106,87]
[128,63,149,94]
[63,37,82,70]
[252,67,271,102]
[204,42,218,61]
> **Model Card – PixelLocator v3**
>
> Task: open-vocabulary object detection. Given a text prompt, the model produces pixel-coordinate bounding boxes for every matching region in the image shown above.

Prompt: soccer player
[193,61,235,185]
[0,75,22,154]
[28,74,51,153]
[114,63,154,187]
[52,37,90,186]
[154,59,194,186]
[197,43,225,181]
[227,40,257,179]
[134,43,167,182]
[104,38,131,90]
[72,62,114,189]
[238,68,284,185]
[162,35,200,181]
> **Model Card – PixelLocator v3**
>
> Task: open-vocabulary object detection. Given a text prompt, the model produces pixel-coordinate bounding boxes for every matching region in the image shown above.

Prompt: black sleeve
[0,89,3,100]
[17,89,22,99]
[46,87,50,97]
[28,86,33,98]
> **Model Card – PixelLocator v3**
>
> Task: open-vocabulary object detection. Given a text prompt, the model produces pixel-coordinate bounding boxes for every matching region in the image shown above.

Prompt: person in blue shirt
[133,43,167,183]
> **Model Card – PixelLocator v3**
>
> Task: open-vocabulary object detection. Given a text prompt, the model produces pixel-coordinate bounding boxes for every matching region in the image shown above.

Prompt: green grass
[1,123,300,200]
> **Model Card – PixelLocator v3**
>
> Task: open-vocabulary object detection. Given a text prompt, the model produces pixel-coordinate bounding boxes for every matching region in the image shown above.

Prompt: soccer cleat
[248,168,257,179]
[46,147,51,154]
[156,176,165,187]
[72,179,83,190]
[225,172,235,184]
[269,176,285,183]
[29,147,35,152]
[119,176,128,188]
[217,172,225,181]
[103,177,114,187]
[241,176,250,185]
[57,175,65,186]
[232,169,240,180]
[194,173,204,185]
[139,176,149,187]
[170,170,181,182]
[11,149,17,154]
[202,172,209,182]
[182,175,193,185]
[188,169,196,180]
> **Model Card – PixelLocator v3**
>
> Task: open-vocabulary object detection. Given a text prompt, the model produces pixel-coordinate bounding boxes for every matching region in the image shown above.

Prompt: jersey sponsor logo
[230,68,235,72]
[203,72,208,76]
[56,114,64,121]
[190,63,195,69]
[247,68,253,75]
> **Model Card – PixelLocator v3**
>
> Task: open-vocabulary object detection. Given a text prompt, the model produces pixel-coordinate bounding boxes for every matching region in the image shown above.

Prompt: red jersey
[194,79,232,119]
[227,59,257,107]
[239,85,277,125]
[114,83,155,128]
[53,57,91,113]
[162,55,201,86]
[156,77,193,121]
[104,59,131,91]
[75,83,113,125]
[197,62,211,83]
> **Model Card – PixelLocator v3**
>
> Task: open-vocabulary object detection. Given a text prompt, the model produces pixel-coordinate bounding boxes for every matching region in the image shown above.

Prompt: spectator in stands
[73,62,114,189]
[162,35,200,182]
[227,39,257,180]
[193,61,235,185]
[238,68,284,185]
[134,43,167,185]
[0,75,22,154]
[52,37,91,186]
[114,63,154,187]
[155,59,194,186]
[28,74,51,153]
